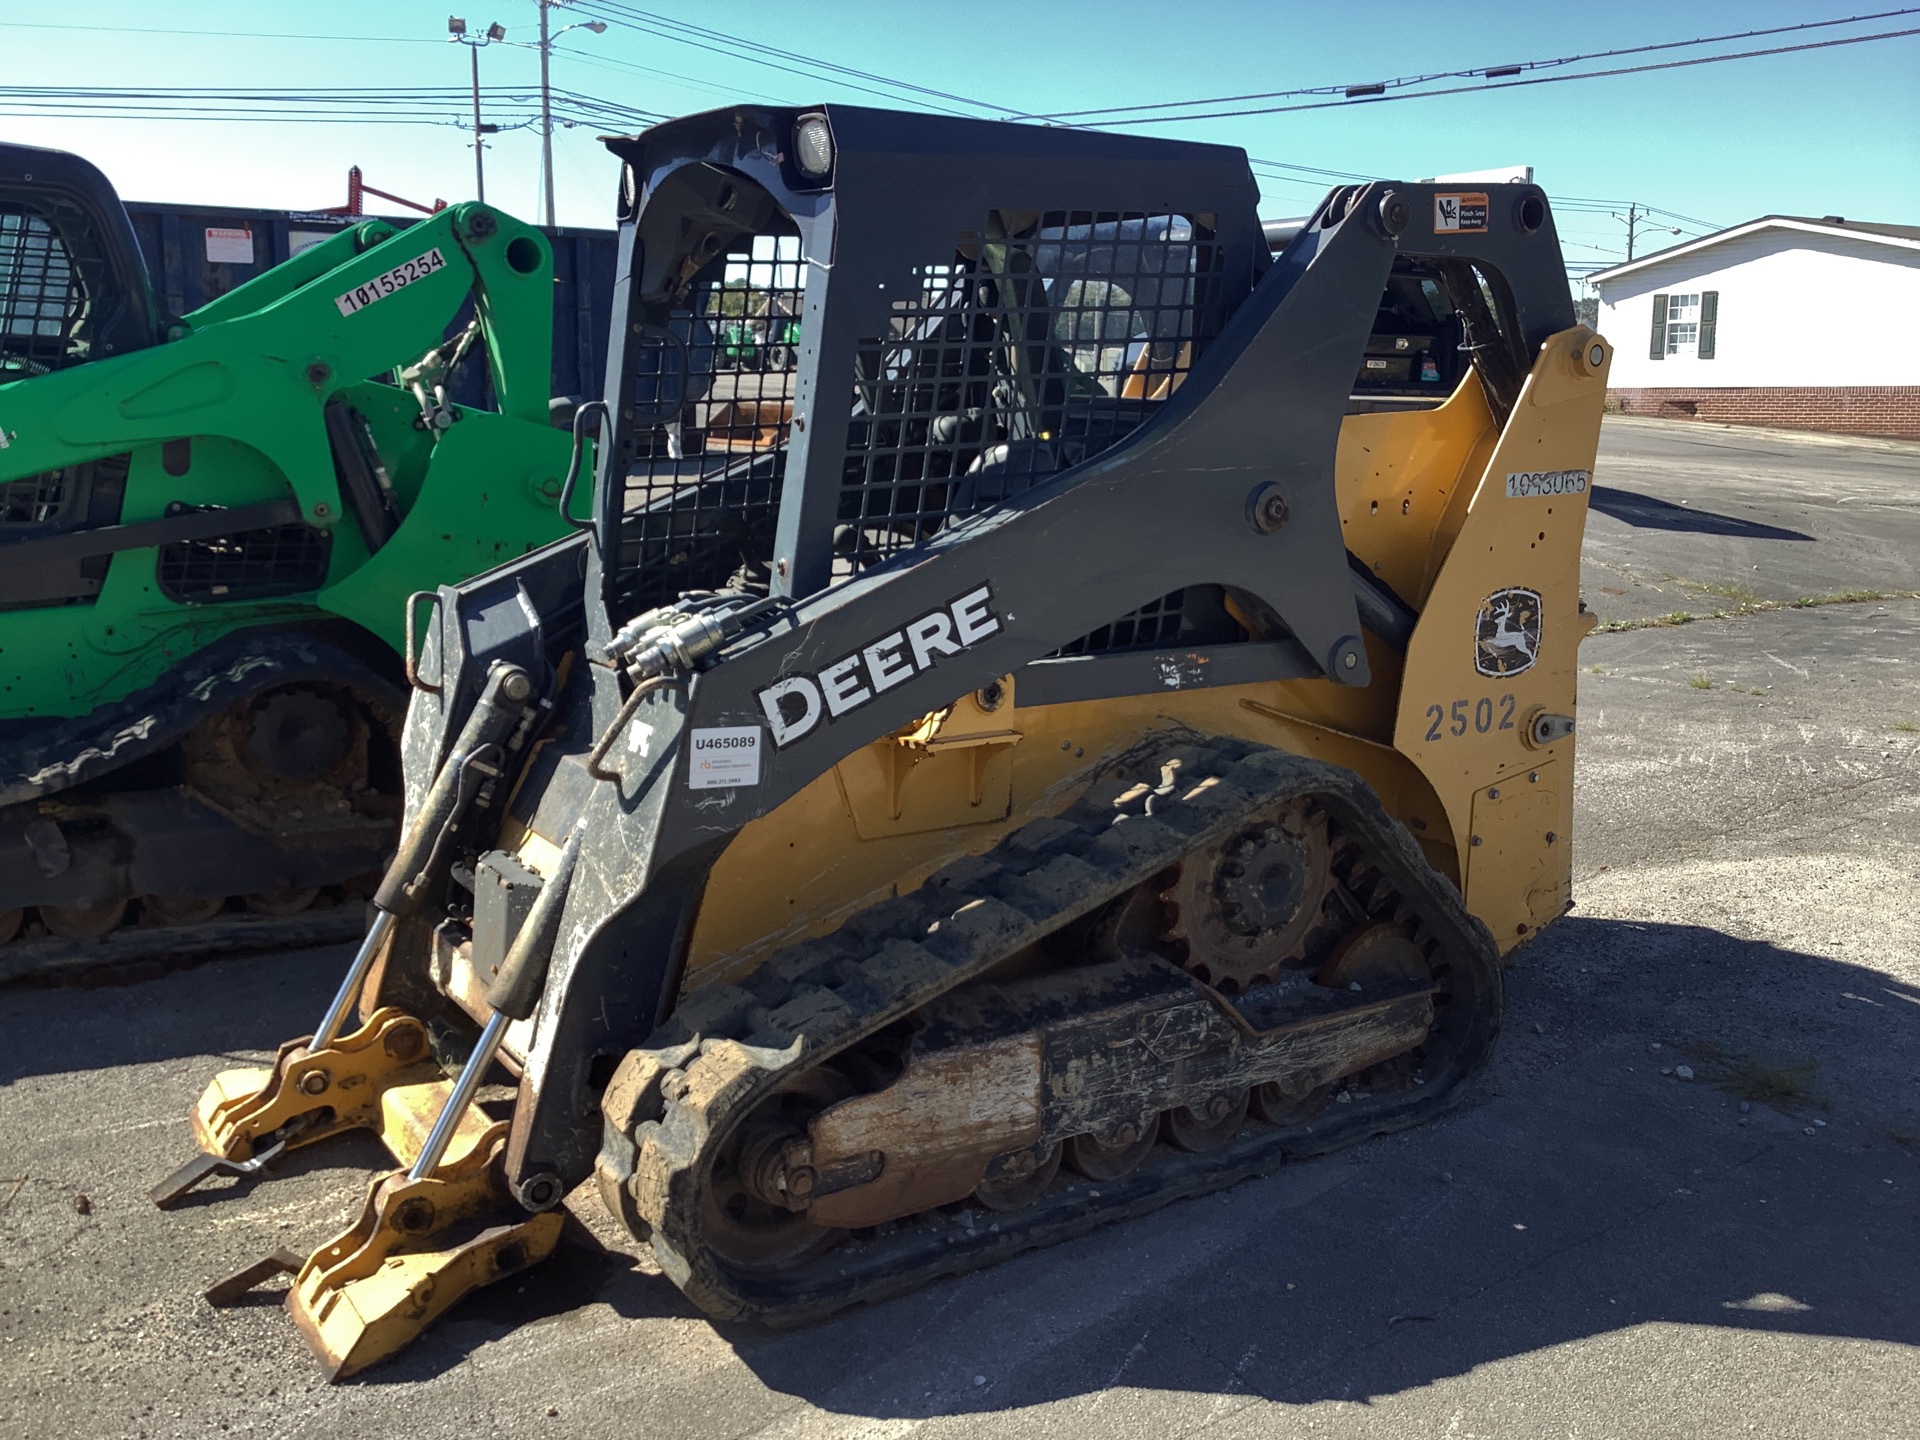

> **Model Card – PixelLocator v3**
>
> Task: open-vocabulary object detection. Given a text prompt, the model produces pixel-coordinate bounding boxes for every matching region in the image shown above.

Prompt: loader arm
[0,188,576,716]
[1,201,555,520]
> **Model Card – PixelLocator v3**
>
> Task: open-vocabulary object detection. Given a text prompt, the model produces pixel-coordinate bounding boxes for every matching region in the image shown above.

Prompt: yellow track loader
[156,103,1609,1376]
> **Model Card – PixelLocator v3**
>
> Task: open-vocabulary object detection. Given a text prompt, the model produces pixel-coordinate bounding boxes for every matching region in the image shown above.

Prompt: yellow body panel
[676,329,1610,988]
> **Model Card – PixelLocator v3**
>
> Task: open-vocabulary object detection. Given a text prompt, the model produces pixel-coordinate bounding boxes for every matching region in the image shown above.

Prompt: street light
[536,1,608,228]
[448,16,507,203]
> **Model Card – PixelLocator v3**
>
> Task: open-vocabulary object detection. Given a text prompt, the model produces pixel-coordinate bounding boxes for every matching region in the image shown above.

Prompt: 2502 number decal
[1424,693,1516,741]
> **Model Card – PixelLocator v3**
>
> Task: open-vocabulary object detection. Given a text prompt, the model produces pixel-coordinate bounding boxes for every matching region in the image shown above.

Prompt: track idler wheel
[40,898,129,940]
[974,1141,1063,1212]
[142,894,227,926]
[705,1070,853,1274]
[1164,1087,1249,1153]
[245,887,320,917]
[1066,1116,1160,1181]
[1251,1078,1333,1127]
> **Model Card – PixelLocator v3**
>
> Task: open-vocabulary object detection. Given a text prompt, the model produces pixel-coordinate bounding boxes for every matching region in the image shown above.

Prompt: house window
[1665,293,1701,355]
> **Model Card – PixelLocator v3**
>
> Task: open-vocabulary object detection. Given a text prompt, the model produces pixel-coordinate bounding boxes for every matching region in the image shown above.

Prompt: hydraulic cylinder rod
[310,661,535,1051]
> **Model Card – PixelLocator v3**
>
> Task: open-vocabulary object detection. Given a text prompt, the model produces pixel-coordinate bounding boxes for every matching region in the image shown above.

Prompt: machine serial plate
[335,249,448,317]
[1505,469,1589,498]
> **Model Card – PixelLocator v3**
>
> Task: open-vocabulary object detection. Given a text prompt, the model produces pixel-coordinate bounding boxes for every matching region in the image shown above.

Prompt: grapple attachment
[282,1088,563,1381]
[150,1008,433,1208]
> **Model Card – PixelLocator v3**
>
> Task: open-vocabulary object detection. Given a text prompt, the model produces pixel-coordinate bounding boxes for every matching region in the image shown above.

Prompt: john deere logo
[1475,587,1542,677]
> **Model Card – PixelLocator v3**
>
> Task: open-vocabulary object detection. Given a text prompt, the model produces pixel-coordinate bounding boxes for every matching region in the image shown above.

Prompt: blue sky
[3,0,1916,289]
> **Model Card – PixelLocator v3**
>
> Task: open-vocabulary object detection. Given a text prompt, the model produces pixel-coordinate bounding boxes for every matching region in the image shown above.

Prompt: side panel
[671,344,1596,989]
[1392,330,1611,947]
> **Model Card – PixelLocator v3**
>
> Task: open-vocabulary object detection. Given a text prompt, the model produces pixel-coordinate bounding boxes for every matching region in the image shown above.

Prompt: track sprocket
[1157,796,1332,992]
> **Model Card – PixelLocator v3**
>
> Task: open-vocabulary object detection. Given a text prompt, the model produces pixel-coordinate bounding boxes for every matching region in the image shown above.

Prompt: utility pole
[469,42,486,202]
[449,18,507,203]
[1610,202,1681,262]
[534,2,607,228]
[538,0,553,227]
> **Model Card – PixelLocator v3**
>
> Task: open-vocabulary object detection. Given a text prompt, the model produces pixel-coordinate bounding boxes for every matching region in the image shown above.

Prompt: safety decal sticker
[334,248,448,317]
[1506,469,1589,499]
[1434,193,1489,234]
[687,726,763,789]
[1474,587,1542,677]
[756,583,1002,748]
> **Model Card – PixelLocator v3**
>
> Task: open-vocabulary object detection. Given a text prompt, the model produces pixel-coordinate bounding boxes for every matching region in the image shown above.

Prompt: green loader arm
[0,203,581,718]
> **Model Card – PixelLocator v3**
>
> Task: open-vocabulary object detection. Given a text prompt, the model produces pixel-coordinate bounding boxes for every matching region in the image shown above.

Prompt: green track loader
[0,142,583,967]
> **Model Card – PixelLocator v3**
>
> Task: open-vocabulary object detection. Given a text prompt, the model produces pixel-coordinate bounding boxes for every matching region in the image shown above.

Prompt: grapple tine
[150,1007,435,1211]
[149,1137,287,1210]
[204,1247,305,1307]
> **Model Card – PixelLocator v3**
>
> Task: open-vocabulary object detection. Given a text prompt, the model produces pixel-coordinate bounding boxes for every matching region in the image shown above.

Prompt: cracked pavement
[2,417,1916,1439]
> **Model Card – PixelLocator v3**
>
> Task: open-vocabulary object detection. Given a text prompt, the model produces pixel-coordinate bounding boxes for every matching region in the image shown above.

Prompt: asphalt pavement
[2,417,1916,1440]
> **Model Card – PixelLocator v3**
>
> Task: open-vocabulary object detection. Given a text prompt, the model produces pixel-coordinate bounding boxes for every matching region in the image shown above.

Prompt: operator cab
[0,142,157,382]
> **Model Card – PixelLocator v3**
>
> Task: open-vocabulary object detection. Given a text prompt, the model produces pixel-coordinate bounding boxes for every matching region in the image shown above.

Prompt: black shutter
[1649,293,1669,360]
[1698,290,1718,359]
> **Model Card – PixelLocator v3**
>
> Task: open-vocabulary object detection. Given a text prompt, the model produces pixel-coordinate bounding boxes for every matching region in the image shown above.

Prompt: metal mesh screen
[838,211,1222,576]
[1050,588,1190,657]
[157,506,332,602]
[616,232,804,611]
[0,472,69,526]
[0,207,85,376]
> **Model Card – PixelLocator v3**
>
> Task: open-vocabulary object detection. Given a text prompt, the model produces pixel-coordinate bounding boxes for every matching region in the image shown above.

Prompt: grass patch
[1588,665,1606,675]
[1894,721,1919,734]
[1691,1042,1828,1114]
[1684,579,1762,606]
[1794,589,1884,607]
[1592,589,1920,634]
[1689,674,1714,690]
[1751,688,1766,697]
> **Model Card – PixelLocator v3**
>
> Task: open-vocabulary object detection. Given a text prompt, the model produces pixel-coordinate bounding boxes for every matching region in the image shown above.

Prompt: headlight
[792,114,834,180]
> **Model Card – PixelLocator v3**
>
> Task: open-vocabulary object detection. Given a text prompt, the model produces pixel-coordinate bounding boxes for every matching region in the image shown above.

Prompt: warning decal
[1434,193,1490,234]
[205,227,254,265]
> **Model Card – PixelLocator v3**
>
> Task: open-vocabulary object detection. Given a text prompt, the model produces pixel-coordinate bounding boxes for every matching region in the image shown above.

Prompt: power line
[0,83,657,130]
[1019,9,1920,121]
[574,1,1002,118]
[551,42,792,108]
[1056,25,1920,126]
[3,21,441,44]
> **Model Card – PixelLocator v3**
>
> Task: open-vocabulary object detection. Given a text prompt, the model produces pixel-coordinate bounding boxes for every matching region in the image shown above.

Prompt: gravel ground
[2,418,1915,1439]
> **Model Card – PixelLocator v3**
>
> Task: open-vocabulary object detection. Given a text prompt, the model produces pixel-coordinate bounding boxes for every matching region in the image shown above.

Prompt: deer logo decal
[1475,587,1543,677]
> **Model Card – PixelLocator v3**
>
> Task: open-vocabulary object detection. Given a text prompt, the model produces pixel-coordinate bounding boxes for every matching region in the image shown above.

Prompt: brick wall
[1606,386,1920,440]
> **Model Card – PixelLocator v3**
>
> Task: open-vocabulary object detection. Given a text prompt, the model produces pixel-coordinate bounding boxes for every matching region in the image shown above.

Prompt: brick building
[1589,215,1920,440]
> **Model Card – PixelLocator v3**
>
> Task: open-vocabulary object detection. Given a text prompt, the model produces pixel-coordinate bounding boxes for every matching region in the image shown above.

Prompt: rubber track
[0,904,365,985]
[623,735,1502,1323]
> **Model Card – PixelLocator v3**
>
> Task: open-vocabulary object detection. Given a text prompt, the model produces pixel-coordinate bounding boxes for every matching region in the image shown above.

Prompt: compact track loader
[159,104,1610,1376]
[0,143,579,966]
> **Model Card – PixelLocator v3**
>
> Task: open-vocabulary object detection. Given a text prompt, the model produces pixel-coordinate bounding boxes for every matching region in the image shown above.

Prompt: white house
[1588,215,1920,440]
